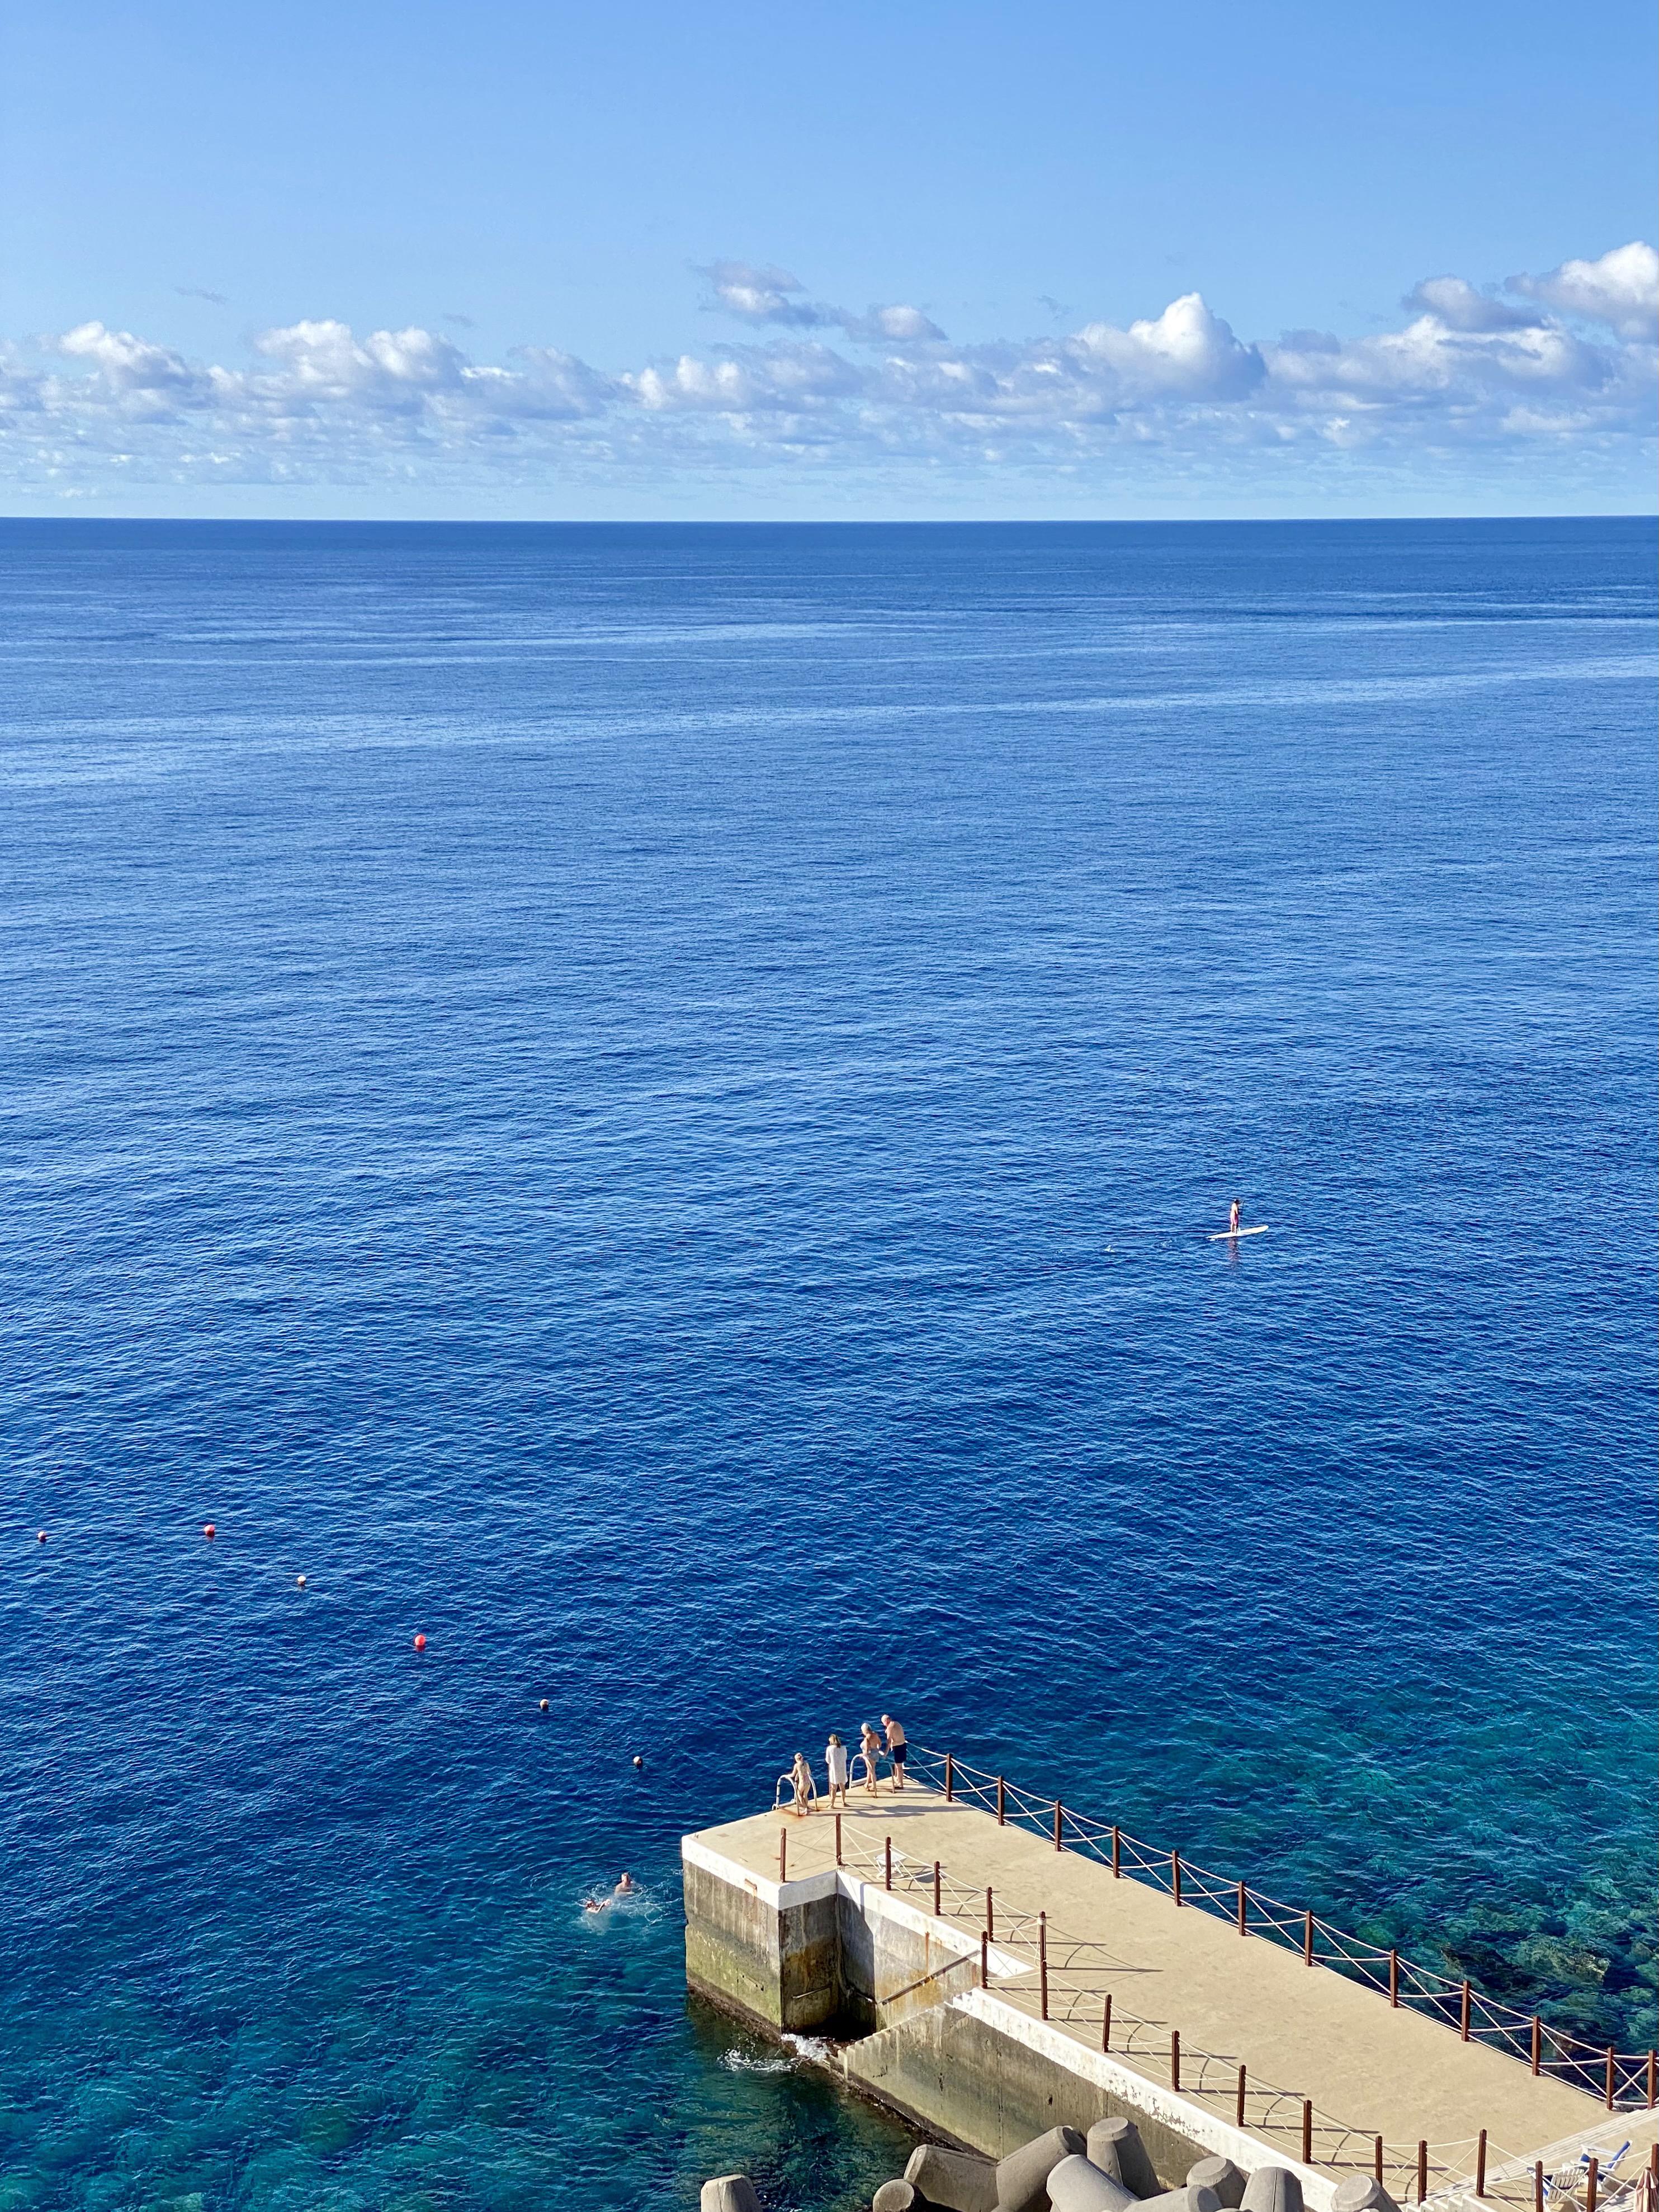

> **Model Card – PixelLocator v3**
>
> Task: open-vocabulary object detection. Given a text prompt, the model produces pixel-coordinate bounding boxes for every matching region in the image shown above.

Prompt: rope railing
[910,1746,1658,2115]
[837,1829,1521,2199]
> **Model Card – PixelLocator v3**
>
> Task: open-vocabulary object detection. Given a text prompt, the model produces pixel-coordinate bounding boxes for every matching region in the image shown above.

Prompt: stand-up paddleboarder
[1228,1198,1242,1235]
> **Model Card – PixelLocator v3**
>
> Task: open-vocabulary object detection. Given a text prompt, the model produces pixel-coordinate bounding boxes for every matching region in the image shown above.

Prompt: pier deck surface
[692,1786,1609,2173]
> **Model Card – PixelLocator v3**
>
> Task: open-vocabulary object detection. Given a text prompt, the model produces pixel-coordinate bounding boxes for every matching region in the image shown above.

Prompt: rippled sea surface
[1,519,1654,2212]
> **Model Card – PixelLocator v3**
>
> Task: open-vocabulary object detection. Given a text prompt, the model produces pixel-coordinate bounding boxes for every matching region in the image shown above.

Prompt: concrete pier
[683,1787,1653,2209]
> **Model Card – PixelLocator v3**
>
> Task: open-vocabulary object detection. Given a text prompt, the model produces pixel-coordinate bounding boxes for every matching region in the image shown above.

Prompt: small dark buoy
[632,1754,644,1769]
[413,1633,427,1651]
[538,1699,549,1713]
[203,1523,216,1539]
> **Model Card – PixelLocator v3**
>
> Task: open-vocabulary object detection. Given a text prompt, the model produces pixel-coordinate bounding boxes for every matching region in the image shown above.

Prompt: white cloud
[58,322,215,408]
[1509,241,1659,339]
[699,261,830,327]
[4,245,1653,497]
[1072,293,1265,399]
[701,260,947,343]
[1400,277,1539,333]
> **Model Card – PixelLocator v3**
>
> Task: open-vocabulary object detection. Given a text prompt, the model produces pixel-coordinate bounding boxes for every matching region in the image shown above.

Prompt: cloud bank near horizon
[4,242,1654,499]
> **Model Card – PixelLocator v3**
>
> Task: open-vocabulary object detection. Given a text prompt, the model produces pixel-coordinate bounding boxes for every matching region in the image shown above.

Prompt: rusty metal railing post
[1236,1880,1247,1935]
[1303,1911,1314,1965]
[1053,1800,1062,1851]
[1476,2129,1487,2197]
[933,1860,941,1918]
[1235,2064,1246,2128]
[1102,1994,1112,2052]
[1301,2101,1312,2166]
[1170,2027,1180,2091]
[1604,2049,1615,2110]
[884,1835,892,1891]
[1531,2016,1542,2074]
[986,1885,994,1940]
[1171,1851,1183,1906]
[1038,1911,1049,2020]
[1374,2138,1384,2185]
[1110,1825,1121,1877]
[1389,1949,1399,2005]
[1586,2156,1599,2212]
[1417,2143,1428,2205]
[779,1830,787,1881]
[1460,1981,1471,2040]
[1648,2049,1657,2107]
[834,1812,842,1866]
[996,1775,1005,1825]
[980,1930,988,1988]
[944,1753,953,1802]
[1533,2162,1543,2212]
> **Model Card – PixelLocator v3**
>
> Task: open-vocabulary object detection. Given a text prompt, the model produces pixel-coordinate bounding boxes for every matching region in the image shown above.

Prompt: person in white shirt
[824,1732,850,1807]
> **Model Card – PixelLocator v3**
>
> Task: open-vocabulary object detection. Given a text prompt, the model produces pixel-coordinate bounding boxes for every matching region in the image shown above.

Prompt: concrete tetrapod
[905,2147,999,2212]
[1086,2119,1161,2201]
[995,2128,1089,2212]
[1331,2182,1400,2212]
[1048,2154,1141,2212]
[1188,2161,1246,2209]
[702,2180,763,2212]
[1137,2187,1222,2212]
[1240,2172,1304,2212]
[874,2184,929,2212]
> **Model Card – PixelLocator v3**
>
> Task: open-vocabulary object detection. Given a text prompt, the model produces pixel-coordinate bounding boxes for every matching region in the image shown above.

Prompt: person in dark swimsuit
[881,1713,908,1789]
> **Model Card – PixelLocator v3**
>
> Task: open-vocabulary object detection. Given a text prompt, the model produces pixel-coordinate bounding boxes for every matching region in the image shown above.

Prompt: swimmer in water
[582,1894,608,1913]
[1228,1198,1242,1235]
[615,1872,635,1895]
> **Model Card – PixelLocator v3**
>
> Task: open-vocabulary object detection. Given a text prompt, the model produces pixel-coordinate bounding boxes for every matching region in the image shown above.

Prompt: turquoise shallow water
[0,518,1654,2211]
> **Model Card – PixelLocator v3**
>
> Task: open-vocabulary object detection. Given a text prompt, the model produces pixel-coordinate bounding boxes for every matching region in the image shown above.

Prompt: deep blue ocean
[1,518,1654,2212]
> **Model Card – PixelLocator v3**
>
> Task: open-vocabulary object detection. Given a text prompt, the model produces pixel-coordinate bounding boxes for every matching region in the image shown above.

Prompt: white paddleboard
[1209,1224,1269,1239]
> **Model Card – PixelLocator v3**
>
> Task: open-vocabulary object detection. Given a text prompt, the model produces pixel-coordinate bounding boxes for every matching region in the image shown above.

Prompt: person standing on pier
[787,1751,816,1817]
[881,1712,908,1790]
[858,1721,883,1794]
[824,1732,850,1807]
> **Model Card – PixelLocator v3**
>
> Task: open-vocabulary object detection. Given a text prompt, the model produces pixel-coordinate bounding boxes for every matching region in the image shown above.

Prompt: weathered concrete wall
[845,1993,1208,2172]
[682,1847,844,2033]
[837,1877,984,2037]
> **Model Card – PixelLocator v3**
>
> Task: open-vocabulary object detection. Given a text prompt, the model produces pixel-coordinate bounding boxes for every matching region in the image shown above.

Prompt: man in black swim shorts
[881,1712,908,1789]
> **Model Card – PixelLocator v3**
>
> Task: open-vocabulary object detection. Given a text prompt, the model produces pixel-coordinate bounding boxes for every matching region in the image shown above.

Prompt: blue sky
[3,0,1655,517]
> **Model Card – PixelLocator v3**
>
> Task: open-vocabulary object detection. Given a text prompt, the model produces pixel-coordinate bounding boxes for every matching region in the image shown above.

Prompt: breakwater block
[1050,2153,1140,2212]
[1189,2162,1246,2209]
[702,2178,762,2212]
[874,2182,929,2212]
[1332,2183,1398,2212]
[904,2146,998,2212]
[996,2126,1087,2212]
[1241,2172,1303,2212]
[1138,2189,1220,2212]
[1086,2119,1160,2200]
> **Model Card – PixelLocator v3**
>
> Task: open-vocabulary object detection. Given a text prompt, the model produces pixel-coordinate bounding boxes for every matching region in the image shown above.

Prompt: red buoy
[203,1524,216,1539]
[413,1633,427,1651]
[36,1530,47,1543]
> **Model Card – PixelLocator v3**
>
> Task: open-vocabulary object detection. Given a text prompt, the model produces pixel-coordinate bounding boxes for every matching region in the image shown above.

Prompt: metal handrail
[910,1745,1658,2114]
